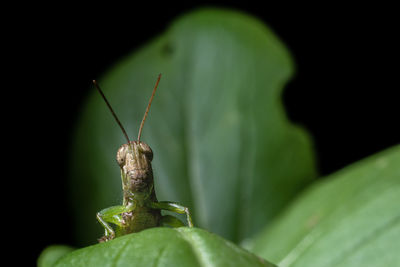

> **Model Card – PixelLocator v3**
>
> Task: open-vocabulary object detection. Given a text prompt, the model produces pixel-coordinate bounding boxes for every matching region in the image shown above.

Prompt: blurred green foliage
[70,8,316,245]
[249,145,400,266]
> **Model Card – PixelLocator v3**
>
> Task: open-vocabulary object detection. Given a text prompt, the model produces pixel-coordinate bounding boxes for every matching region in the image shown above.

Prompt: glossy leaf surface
[52,228,275,267]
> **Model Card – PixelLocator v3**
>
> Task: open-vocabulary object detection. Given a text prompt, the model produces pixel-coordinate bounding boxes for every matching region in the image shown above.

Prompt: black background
[5,2,399,266]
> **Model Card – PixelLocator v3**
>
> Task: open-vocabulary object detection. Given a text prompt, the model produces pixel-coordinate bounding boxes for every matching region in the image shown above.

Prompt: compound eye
[116,145,127,166]
[117,154,125,166]
[145,149,153,161]
[139,142,153,161]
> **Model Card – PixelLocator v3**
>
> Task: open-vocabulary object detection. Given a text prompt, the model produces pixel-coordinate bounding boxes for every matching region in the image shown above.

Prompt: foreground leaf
[249,145,400,266]
[38,245,75,267]
[52,228,274,267]
[70,8,317,245]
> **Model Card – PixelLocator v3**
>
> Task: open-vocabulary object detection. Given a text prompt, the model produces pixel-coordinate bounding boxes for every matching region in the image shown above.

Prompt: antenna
[137,74,161,142]
[93,80,131,144]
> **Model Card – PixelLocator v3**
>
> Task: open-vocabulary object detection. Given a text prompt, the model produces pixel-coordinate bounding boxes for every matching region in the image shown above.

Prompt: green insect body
[93,75,193,242]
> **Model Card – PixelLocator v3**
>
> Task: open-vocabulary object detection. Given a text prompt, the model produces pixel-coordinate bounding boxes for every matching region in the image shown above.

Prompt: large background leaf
[70,8,317,245]
[50,228,275,267]
[248,145,400,266]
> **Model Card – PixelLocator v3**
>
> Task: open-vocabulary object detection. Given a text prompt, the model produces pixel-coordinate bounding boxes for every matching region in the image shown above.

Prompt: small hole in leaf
[161,43,174,57]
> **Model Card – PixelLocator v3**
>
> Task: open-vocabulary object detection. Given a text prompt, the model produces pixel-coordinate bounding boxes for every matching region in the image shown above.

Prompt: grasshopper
[93,74,193,242]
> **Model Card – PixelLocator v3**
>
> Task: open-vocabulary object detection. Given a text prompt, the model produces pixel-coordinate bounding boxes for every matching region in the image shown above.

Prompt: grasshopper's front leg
[148,201,194,227]
[96,202,135,242]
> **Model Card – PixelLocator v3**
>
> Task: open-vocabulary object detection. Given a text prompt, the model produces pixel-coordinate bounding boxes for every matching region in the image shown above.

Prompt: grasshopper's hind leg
[148,201,193,227]
[96,203,135,242]
[160,215,185,228]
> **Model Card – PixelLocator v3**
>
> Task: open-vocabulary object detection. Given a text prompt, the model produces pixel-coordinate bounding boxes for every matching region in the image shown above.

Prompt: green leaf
[248,145,400,266]
[38,245,75,267]
[52,228,275,267]
[70,8,317,245]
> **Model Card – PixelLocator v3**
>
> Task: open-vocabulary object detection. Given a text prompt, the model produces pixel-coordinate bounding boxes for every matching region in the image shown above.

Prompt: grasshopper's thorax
[117,141,154,204]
